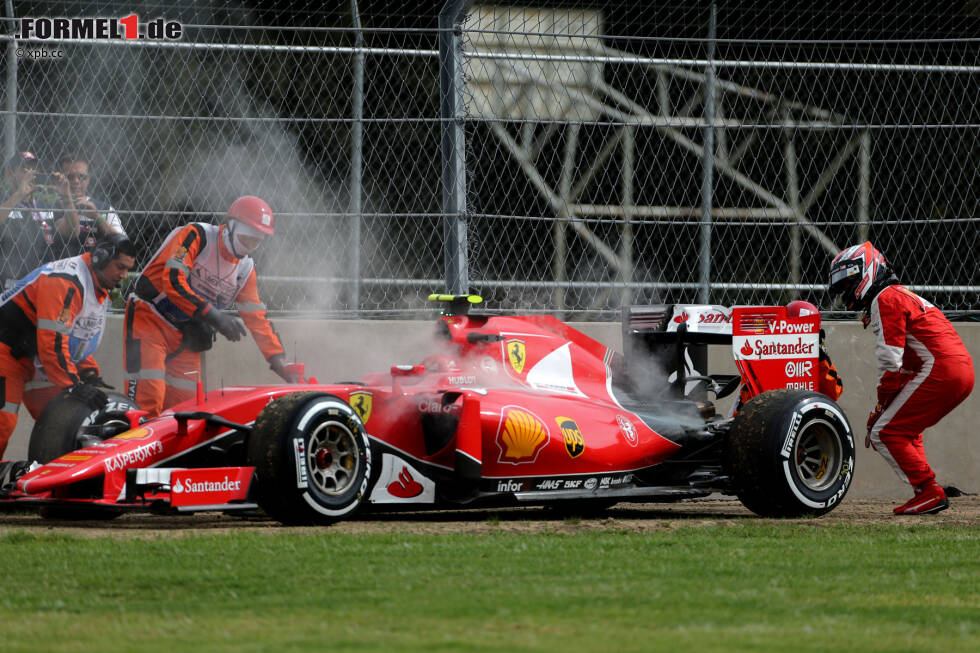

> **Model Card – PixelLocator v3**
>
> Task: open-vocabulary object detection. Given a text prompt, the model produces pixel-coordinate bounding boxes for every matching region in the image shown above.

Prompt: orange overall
[123,223,284,417]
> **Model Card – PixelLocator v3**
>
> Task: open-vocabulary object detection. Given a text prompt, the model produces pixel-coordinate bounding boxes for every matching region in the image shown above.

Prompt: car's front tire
[726,389,854,517]
[28,391,140,463]
[247,393,372,526]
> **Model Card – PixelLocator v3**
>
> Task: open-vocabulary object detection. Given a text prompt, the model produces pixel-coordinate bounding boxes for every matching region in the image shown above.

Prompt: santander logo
[740,341,754,356]
[673,311,690,324]
[386,466,424,498]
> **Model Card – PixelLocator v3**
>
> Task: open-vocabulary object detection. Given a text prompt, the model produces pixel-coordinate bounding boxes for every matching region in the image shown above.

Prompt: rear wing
[622,304,819,400]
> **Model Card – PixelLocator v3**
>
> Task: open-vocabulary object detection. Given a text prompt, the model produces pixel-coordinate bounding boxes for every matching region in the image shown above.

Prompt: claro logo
[103,441,163,472]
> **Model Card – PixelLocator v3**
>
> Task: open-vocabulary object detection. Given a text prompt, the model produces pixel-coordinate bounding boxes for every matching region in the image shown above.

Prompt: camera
[31,172,55,187]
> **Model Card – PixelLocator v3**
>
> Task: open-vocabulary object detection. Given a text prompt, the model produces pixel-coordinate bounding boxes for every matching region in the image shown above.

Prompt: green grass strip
[0,523,976,652]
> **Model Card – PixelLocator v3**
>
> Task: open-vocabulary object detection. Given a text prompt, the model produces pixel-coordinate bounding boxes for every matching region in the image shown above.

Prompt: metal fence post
[350,0,364,312]
[439,0,471,295]
[698,2,717,304]
[4,0,16,161]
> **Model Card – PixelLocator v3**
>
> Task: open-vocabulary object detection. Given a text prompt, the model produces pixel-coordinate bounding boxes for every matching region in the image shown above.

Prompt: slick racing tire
[726,389,854,518]
[28,391,140,464]
[247,393,372,526]
[28,391,137,521]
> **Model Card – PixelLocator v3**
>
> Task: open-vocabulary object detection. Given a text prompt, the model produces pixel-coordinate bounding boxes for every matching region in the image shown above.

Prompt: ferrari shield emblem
[506,339,526,375]
[349,391,373,424]
[556,416,585,458]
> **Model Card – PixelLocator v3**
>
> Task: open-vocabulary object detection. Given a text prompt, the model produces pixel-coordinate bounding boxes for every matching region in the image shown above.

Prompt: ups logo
[556,416,585,458]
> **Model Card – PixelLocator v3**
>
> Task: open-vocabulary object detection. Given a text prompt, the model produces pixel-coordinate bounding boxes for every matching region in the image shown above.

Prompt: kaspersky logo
[496,407,548,464]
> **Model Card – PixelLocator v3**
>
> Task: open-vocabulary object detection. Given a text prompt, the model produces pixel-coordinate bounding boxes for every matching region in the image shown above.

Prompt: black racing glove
[79,367,114,389]
[269,354,300,383]
[68,382,109,411]
[203,308,247,342]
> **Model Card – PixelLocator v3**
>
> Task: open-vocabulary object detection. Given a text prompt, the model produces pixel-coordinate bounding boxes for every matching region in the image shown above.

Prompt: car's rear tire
[726,389,854,517]
[247,393,373,526]
[28,391,138,521]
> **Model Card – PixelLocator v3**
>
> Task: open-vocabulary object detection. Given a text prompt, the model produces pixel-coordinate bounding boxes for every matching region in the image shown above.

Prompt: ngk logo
[785,360,813,378]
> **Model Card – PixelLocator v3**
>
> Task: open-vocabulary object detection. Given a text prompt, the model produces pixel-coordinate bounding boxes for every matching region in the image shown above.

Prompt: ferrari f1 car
[0,296,854,524]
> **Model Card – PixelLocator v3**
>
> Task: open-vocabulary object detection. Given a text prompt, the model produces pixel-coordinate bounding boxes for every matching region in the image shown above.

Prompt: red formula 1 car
[0,296,855,524]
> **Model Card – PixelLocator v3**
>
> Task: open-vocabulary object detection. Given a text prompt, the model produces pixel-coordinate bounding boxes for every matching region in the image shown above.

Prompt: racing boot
[893,480,948,515]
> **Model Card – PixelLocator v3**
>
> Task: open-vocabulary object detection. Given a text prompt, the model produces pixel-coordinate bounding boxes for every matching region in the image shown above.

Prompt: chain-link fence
[2,1,978,318]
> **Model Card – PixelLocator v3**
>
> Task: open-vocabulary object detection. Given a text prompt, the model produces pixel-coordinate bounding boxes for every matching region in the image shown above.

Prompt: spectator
[0,151,79,289]
[55,153,126,257]
[828,242,974,515]
[0,232,136,457]
[124,196,300,417]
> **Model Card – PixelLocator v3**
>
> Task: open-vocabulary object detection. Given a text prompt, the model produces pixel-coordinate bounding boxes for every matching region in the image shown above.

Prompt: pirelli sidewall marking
[294,399,372,518]
[779,401,854,509]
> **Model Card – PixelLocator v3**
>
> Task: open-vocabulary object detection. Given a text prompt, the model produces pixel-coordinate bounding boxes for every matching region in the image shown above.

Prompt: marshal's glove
[269,354,300,383]
[203,308,247,342]
[68,382,108,411]
[79,367,114,389]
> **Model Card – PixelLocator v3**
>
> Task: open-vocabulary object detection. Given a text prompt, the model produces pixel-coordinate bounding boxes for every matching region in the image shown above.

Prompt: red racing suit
[123,222,284,417]
[866,285,974,486]
[0,253,107,456]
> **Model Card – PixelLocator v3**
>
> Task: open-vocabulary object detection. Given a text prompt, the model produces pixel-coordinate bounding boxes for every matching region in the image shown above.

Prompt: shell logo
[496,407,548,464]
[113,427,152,440]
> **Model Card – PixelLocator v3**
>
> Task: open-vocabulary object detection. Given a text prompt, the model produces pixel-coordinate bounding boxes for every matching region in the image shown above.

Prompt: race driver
[123,196,298,417]
[0,232,136,457]
[828,241,974,515]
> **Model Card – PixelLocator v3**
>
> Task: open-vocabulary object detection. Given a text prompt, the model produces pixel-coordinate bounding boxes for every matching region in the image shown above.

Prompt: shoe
[894,483,949,515]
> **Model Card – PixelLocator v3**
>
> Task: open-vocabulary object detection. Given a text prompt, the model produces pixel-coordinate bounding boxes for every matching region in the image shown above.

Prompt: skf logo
[349,392,372,424]
[506,339,526,375]
[556,416,585,458]
[496,407,548,464]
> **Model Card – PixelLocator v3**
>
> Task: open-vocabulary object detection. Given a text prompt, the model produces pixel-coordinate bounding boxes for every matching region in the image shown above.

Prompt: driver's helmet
[786,300,820,318]
[828,241,889,310]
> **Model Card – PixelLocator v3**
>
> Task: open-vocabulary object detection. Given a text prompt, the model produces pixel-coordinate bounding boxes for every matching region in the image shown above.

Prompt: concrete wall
[7,317,978,499]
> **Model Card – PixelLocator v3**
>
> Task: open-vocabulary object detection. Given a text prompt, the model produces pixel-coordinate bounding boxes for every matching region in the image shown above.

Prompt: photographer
[0,151,80,289]
[54,153,126,257]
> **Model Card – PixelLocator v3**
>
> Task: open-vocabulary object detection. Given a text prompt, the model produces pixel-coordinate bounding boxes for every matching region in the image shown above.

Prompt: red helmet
[786,300,820,318]
[828,241,891,310]
[227,196,274,235]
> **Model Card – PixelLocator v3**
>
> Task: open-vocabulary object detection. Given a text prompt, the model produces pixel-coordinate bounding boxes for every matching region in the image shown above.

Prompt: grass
[0,524,977,652]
